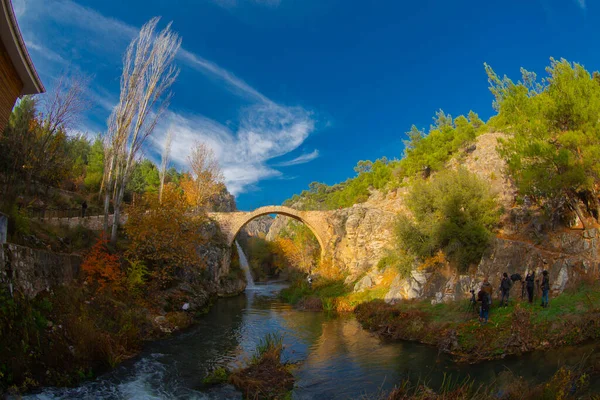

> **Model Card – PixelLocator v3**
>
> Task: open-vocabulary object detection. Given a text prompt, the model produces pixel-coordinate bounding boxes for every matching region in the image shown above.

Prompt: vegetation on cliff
[396,168,501,272]
[487,58,600,229]
[284,110,486,211]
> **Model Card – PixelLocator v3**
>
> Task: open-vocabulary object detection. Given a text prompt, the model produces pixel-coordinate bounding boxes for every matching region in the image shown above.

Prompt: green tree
[486,58,600,228]
[65,133,91,186]
[396,168,499,271]
[84,137,105,192]
[127,159,161,195]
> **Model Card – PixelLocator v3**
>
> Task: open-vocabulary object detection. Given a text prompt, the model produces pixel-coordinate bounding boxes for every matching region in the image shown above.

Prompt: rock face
[0,243,81,298]
[381,230,600,305]
[327,204,397,278]
[263,131,600,305]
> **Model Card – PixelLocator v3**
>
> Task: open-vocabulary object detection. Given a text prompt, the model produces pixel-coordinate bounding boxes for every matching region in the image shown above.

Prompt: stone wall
[0,243,82,298]
[36,214,127,231]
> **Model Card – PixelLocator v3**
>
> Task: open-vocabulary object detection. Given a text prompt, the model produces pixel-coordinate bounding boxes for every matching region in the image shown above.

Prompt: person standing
[541,270,550,308]
[525,271,535,303]
[477,287,490,324]
[81,200,88,218]
[499,272,512,307]
[481,277,493,307]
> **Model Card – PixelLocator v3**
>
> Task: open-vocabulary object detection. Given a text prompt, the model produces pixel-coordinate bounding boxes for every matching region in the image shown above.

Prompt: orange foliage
[272,237,309,272]
[124,183,207,285]
[82,235,123,291]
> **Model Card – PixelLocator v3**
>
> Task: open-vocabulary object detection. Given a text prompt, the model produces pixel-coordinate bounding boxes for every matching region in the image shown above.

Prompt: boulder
[353,275,373,292]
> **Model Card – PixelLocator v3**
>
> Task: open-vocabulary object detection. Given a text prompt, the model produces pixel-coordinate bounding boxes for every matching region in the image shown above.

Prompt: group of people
[476,269,550,324]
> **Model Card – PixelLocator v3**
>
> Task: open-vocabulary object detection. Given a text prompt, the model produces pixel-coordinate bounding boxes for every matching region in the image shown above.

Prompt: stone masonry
[208,206,337,260]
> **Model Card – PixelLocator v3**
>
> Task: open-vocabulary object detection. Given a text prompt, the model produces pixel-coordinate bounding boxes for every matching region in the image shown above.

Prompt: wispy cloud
[151,104,314,195]
[179,49,270,103]
[576,0,586,9]
[274,149,319,167]
[15,0,318,196]
[25,40,68,65]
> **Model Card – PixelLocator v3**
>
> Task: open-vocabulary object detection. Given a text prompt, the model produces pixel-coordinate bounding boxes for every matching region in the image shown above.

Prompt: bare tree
[40,73,90,136]
[31,72,90,191]
[103,17,181,243]
[159,129,174,203]
[183,141,224,211]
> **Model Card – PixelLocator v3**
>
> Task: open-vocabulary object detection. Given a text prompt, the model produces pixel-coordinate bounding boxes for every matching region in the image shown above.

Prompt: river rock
[384,275,404,304]
[353,275,373,292]
[552,265,568,293]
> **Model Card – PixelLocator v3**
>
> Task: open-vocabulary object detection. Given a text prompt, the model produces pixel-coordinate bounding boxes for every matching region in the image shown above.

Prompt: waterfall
[235,241,255,289]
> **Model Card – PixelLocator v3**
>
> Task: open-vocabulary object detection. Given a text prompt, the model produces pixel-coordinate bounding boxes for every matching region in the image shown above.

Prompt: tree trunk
[569,197,589,230]
[111,170,129,244]
[103,189,111,234]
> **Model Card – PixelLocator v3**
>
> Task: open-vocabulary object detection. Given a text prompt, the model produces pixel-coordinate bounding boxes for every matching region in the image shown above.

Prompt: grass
[362,359,598,400]
[203,367,228,386]
[281,269,396,313]
[354,283,600,363]
[229,333,294,399]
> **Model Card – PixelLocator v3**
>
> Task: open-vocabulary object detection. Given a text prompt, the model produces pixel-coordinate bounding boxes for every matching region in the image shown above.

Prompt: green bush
[396,168,499,271]
[126,260,148,295]
[203,367,229,385]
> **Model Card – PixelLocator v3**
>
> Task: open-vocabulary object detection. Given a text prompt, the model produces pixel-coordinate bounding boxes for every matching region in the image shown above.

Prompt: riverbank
[281,277,600,364]
[0,273,245,395]
[354,283,600,363]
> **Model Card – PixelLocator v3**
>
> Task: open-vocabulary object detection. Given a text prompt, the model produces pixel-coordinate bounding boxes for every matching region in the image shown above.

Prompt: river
[23,282,600,399]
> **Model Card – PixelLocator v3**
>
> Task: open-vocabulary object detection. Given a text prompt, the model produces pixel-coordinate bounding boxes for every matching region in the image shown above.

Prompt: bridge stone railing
[32,214,127,231]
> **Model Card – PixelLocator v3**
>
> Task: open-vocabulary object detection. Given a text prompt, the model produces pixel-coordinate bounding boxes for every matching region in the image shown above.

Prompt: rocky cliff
[270,132,600,304]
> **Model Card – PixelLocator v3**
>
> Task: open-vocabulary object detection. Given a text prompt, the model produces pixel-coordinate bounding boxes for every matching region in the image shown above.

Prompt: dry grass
[229,334,294,399]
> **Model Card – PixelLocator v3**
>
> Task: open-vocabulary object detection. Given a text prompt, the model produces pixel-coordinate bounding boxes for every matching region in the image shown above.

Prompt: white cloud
[576,0,586,9]
[151,104,314,195]
[179,50,270,103]
[16,0,317,196]
[25,40,68,65]
[274,149,319,167]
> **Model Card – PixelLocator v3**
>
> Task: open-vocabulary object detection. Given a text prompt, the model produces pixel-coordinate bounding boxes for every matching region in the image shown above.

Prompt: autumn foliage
[82,234,123,290]
[124,183,207,285]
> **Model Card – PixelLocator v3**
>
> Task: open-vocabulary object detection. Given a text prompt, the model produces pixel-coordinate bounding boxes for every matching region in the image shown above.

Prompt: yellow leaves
[124,183,207,285]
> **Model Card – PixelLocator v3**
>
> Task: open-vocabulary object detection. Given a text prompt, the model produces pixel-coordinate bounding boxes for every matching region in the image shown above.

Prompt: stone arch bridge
[208,206,335,259]
[34,205,339,280]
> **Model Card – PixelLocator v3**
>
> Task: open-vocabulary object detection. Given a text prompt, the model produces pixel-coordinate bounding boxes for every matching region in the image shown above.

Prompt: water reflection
[23,283,600,400]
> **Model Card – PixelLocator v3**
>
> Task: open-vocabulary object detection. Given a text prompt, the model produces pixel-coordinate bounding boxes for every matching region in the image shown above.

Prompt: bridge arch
[208,206,332,259]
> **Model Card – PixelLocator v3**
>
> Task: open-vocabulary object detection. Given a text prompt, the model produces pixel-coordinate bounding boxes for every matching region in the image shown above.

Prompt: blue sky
[13,0,597,210]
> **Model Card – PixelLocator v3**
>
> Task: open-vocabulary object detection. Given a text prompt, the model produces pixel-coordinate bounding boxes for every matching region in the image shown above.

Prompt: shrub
[82,235,124,291]
[124,184,207,287]
[396,168,499,271]
[126,260,148,295]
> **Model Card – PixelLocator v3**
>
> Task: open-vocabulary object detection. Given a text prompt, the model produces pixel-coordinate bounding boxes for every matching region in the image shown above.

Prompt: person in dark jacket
[477,288,490,324]
[499,272,512,306]
[525,271,535,303]
[541,270,550,308]
[81,200,88,218]
[481,277,493,306]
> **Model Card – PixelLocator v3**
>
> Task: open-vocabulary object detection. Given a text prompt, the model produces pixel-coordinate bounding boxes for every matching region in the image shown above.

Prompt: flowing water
[235,241,254,289]
[24,281,600,400]
[21,248,600,399]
